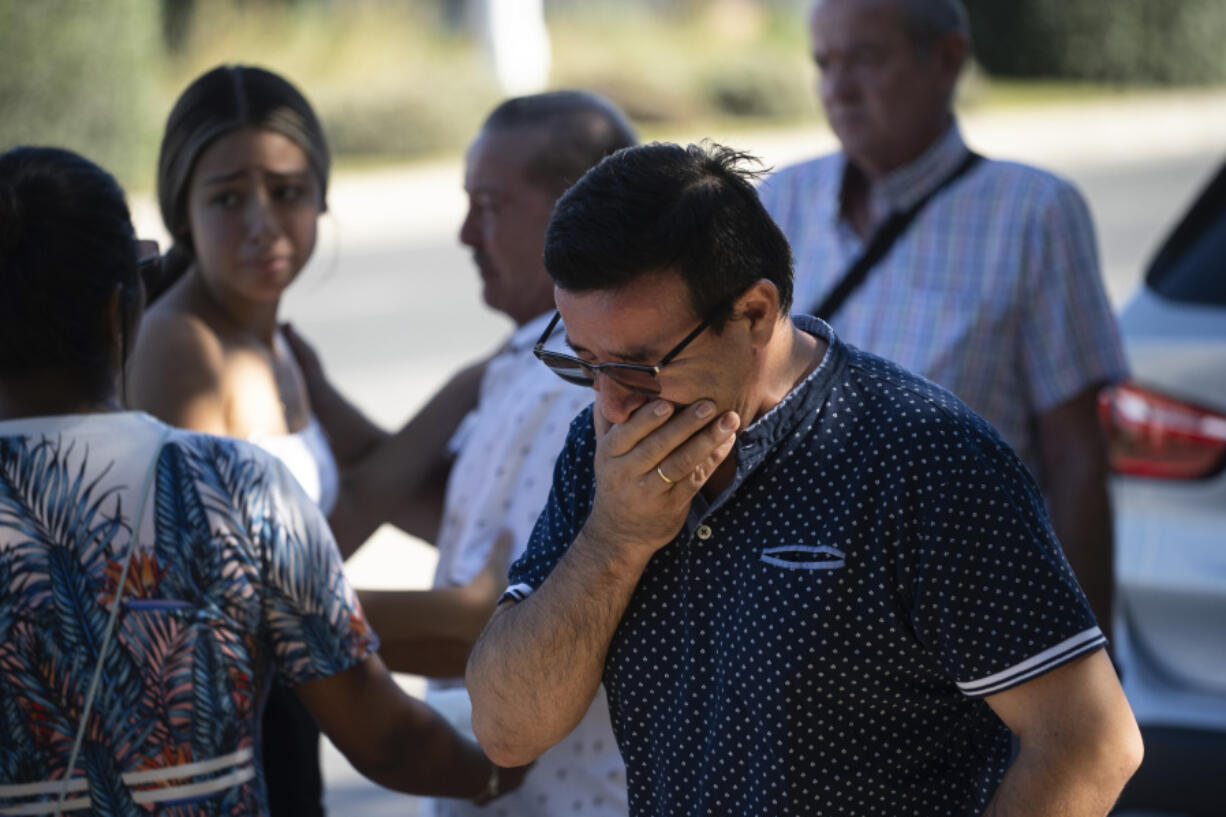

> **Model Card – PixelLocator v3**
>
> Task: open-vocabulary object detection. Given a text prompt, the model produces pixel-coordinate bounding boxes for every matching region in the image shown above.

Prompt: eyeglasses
[533,309,714,396]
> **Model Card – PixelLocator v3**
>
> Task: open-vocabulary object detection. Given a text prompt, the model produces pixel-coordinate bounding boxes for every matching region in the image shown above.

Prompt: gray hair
[481,90,638,195]
[899,0,970,53]
[811,0,970,54]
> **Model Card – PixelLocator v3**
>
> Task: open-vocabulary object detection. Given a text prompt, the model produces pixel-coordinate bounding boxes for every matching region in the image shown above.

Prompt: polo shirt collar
[732,315,846,477]
[507,309,562,354]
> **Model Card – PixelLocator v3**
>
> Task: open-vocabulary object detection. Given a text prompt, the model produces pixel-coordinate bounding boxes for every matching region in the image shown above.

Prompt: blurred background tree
[963,0,1226,85]
[1,0,1222,196]
[0,0,160,182]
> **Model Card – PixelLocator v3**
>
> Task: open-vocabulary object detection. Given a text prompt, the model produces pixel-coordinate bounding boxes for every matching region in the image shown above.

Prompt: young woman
[126,65,498,816]
[0,145,521,817]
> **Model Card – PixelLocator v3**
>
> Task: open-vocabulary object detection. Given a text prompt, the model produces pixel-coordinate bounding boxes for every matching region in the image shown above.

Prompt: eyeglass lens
[537,353,595,387]
[536,352,662,395]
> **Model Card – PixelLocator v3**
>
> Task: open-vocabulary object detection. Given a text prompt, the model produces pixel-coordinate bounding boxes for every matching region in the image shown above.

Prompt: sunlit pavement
[128,88,1226,817]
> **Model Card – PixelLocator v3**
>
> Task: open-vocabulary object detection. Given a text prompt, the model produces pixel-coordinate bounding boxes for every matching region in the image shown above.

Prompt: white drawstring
[53,428,171,816]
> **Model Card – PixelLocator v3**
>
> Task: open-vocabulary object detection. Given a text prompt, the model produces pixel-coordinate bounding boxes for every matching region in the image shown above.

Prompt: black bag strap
[813,151,983,321]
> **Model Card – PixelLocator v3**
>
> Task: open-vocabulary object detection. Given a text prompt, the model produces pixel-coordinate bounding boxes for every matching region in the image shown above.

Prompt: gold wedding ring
[656,465,674,485]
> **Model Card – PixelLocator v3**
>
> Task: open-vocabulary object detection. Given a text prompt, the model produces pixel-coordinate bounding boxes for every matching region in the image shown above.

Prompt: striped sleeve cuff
[500,583,534,605]
[957,627,1107,698]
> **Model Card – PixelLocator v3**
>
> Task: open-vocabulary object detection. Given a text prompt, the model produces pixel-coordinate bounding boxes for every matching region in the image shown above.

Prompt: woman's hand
[471,760,533,805]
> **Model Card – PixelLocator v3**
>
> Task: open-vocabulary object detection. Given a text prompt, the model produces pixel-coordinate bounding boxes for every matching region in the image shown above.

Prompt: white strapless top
[251,415,339,516]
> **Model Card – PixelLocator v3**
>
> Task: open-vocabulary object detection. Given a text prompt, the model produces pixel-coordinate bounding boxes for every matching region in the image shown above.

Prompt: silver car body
[1112,289,1226,731]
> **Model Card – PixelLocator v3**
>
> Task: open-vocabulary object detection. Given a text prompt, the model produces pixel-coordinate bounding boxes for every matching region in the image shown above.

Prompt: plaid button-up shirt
[759,124,1127,477]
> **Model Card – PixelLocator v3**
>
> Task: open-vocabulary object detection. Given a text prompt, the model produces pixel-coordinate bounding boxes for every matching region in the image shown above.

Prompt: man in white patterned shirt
[758,0,1127,638]
[293,91,637,812]
[417,91,638,817]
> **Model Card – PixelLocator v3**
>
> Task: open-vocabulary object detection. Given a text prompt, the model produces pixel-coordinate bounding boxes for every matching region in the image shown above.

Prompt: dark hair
[152,64,330,300]
[544,141,793,330]
[482,90,638,195]
[0,146,139,397]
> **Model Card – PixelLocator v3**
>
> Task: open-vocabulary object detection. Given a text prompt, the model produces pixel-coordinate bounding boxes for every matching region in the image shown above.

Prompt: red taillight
[1099,383,1226,479]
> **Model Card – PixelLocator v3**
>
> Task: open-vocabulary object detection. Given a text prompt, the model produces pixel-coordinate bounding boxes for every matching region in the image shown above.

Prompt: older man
[415,90,637,817]
[758,0,1127,639]
[296,91,637,815]
[467,142,1142,816]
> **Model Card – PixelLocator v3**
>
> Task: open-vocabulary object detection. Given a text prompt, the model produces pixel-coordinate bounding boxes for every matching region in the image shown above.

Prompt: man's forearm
[310,378,389,468]
[980,736,1138,817]
[378,637,474,678]
[295,656,492,799]
[360,586,498,643]
[467,397,739,765]
[466,528,650,767]
[1046,451,1114,642]
[360,585,501,677]
[282,323,389,467]
[1038,390,1115,641]
[364,693,491,797]
[981,652,1143,817]
[328,360,485,554]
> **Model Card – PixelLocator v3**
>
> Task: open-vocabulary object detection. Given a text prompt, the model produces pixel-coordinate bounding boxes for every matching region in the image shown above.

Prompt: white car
[1101,161,1226,815]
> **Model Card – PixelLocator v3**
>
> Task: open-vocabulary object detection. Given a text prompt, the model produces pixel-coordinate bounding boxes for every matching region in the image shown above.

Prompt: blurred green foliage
[166,2,501,163]
[0,0,161,182]
[549,1,813,123]
[4,0,1221,198]
[0,0,816,192]
[964,0,1226,84]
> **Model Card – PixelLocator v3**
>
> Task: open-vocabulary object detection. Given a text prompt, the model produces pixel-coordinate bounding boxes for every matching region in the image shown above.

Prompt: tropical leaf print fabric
[0,412,377,816]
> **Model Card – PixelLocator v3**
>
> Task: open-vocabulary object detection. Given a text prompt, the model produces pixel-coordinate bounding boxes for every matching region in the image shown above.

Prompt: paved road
[128,89,1224,817]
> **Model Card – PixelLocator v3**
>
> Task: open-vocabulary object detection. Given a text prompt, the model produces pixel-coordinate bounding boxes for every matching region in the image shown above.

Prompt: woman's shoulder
[131,303,227,386]
[131,297,294,440]
[136,296,228,367]
[128,299,231,433]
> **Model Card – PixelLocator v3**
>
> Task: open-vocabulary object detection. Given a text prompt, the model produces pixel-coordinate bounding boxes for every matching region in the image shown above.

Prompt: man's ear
[735,279,783,348]
[934,31,969,93]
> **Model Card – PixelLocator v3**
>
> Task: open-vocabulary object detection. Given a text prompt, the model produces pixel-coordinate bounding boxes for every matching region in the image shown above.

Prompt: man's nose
[594,373,652,426]
[820,62,855,103]
[459,207,481,248]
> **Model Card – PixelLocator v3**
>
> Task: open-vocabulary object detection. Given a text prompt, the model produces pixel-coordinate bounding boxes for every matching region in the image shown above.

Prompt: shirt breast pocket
[759,544,846,571]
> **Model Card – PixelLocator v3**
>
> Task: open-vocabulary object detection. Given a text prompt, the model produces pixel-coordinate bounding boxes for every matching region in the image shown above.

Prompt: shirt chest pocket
[759,545,846,571]
[744,544,850,628]
[121,597,254,656]
[702,543,855,695]
[718,542,853,634]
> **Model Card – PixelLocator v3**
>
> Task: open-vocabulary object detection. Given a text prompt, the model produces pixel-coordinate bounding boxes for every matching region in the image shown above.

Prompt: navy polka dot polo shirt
[504,316,1105,816]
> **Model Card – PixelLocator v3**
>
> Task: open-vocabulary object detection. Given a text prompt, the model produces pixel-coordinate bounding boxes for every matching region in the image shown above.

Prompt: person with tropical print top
[0,146,526,817]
